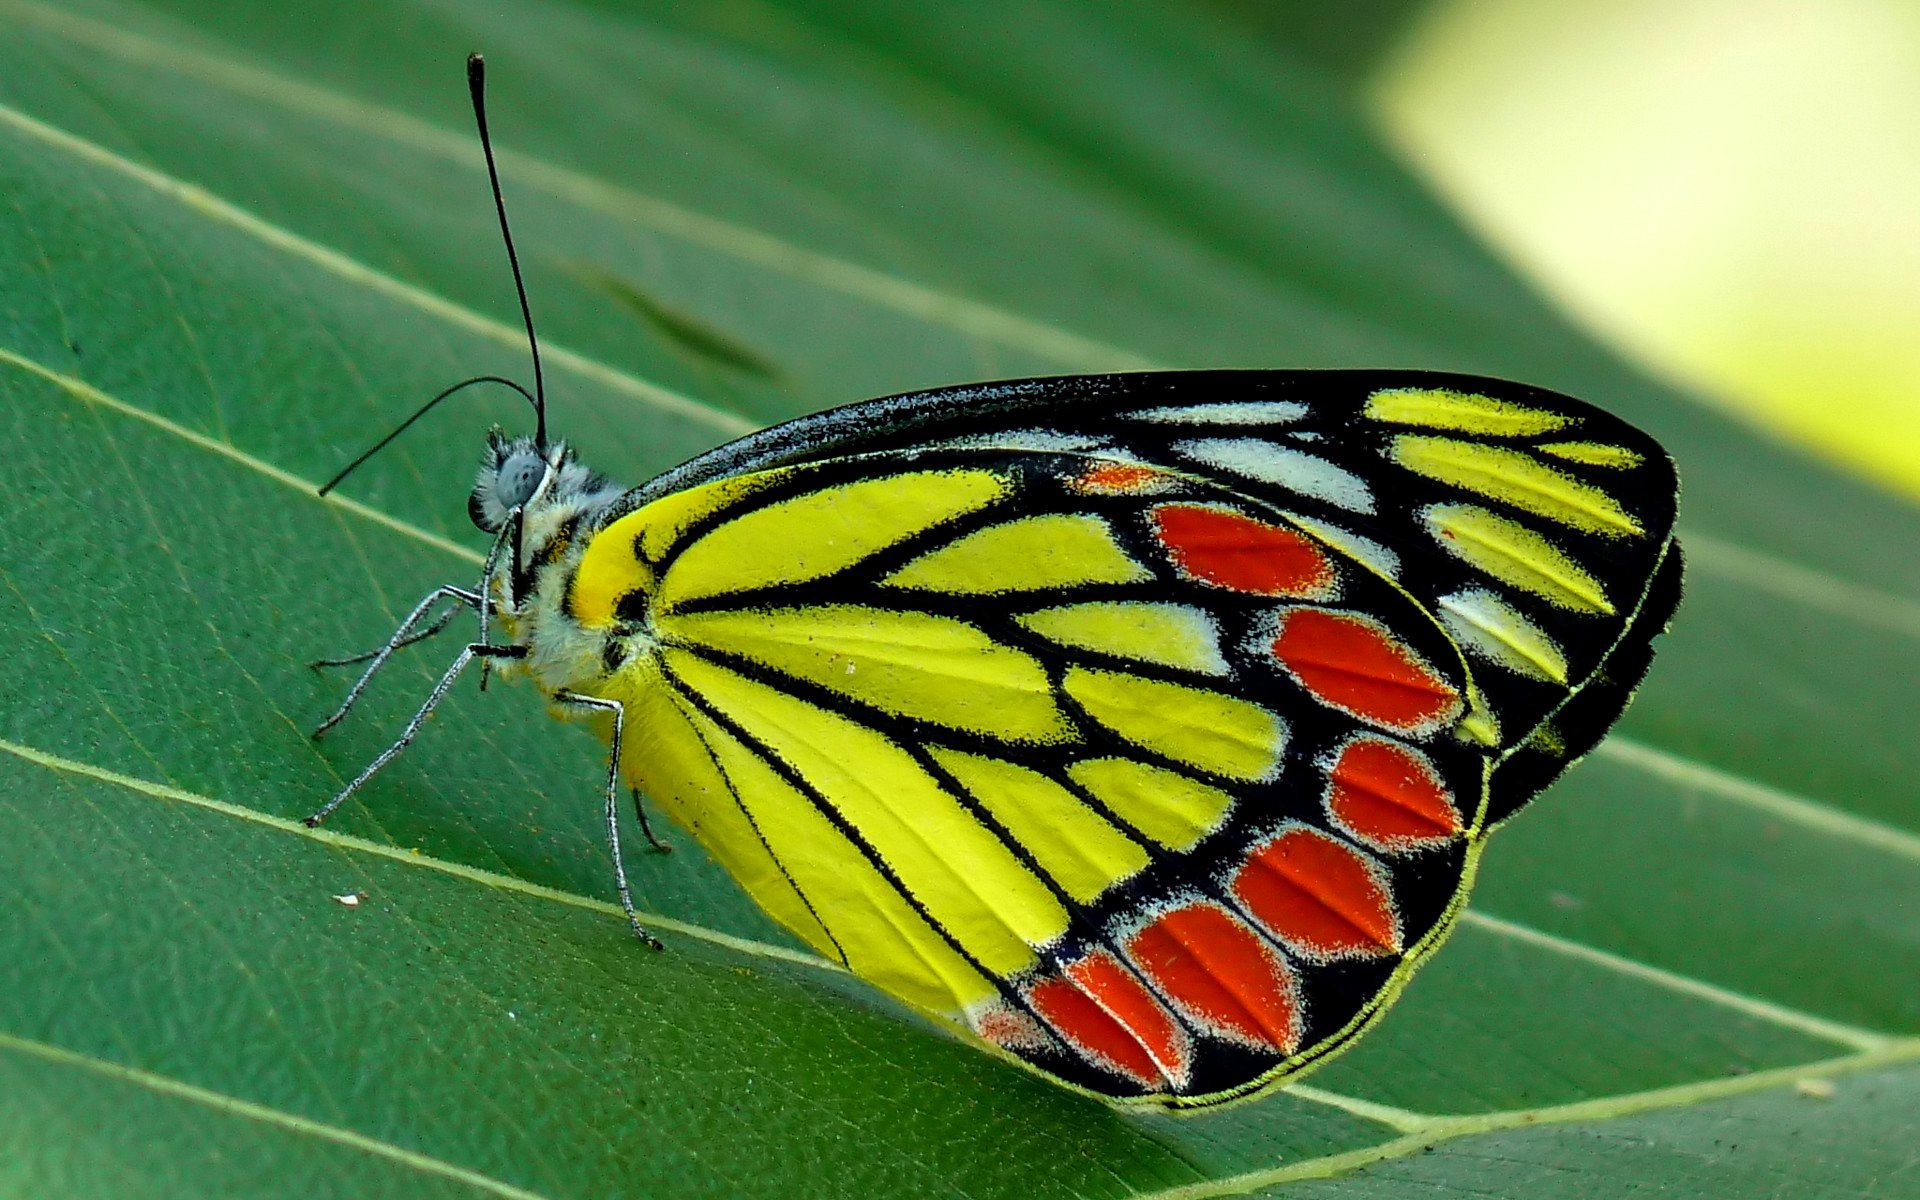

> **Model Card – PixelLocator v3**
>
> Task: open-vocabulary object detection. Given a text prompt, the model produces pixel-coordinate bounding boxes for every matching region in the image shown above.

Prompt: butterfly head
[468,429,550,532]
[469,428,619,535]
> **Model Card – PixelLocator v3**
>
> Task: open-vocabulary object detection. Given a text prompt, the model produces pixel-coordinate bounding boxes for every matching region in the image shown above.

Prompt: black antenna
[318,375,538,496]
[468,52,546,447]
[315,56,549,498]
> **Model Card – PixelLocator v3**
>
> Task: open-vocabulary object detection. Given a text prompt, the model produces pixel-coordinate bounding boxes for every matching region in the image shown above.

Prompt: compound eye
[496,451,545,509]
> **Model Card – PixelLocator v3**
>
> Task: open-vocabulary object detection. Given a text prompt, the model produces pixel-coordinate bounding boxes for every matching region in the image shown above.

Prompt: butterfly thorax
[468,433,633,693]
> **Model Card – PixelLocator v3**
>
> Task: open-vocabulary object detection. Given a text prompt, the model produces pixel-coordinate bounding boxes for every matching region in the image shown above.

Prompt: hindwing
[576,448,1504,1105]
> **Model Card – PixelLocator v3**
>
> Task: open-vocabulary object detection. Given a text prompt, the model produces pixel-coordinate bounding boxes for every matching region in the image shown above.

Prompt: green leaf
[2,0,1915,1196]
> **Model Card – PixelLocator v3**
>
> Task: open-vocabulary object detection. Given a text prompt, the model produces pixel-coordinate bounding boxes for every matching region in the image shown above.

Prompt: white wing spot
[1173,439,1377,514]
[939,430,1111,453]
[1286,516,1401,578]
[1123,401,1309,425]
[1435,588,1570,684]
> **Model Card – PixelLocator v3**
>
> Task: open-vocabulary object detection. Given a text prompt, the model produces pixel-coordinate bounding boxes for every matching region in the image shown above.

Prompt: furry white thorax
[471,434,633,695]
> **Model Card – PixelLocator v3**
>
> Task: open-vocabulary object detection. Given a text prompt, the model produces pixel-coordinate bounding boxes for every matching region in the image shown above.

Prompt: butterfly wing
[575,446,1511,1105]
[625,371,1683,823]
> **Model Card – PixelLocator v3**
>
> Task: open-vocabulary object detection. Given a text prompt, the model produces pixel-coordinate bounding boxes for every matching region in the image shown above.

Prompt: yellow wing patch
[659,468,1010,608]
[1365,387,1574,436]
[1063,667,1286,781]
[667,691,1001,1014]
[1536,440,1646,469]
[928,748,1150,903]
[571,467,1007,624]
[665,649,1069,976]
[614,662,840,960]
[1067,757,1236,851]
[1423,503,1614,614]
[1393,435,1642,537]
[665,604,1072,743]
[1455,686,1503,749]
[572,474,785,625]
[1016,601,1228,675]
[884,513,1149,593]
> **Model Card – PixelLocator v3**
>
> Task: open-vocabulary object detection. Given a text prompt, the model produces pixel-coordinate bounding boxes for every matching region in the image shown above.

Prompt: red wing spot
[1030,978,1158,1087]
[1327,737,1462,851]
[1029,954,1190,1089]
[1064,952,1192,1086]
[1271,609,1460,733]
[1152,504,1338,598]
[1231,827,1400,958]
[1073,463,1170,495]
[1127,903,1302,1052]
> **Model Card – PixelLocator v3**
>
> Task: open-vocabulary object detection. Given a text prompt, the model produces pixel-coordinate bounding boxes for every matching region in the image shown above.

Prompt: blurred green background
[1370,0,1920,498]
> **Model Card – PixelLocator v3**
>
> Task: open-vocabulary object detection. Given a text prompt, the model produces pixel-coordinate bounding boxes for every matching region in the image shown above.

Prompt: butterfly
[307,57,1683,1110]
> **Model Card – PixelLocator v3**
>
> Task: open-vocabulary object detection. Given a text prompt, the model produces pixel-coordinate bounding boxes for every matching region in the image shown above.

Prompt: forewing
[627,370,1683,821]
[586,449,1496,1106]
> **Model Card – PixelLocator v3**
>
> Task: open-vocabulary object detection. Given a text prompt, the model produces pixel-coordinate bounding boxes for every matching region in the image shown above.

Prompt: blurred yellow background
[1369,0,1920,499]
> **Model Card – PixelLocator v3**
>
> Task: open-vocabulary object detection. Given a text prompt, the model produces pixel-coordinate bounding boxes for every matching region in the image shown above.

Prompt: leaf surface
[1,0,1916,1196]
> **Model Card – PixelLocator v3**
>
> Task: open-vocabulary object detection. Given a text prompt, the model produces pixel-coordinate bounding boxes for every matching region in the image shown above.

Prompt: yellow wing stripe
[670,694,999,1014]
[884,513,1149,593]
[1536,440,1646,469]
[1365,387,1574,436]
[657,468,1011,608]
[1424,503,1614,614]
[1015,601,1228,675]
[631,472,784,568]
[664,649,1068,976]
[573,475,786,626]
[611,662,841,960]
[1063,667,1286,782]
[666,605,1073,743]
[1392,435,1642,537]
[928,747,1151,904]
[1067,758,1236,851]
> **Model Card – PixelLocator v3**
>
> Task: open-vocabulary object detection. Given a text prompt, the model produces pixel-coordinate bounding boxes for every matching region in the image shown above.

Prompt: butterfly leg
[630,788,672,854]
[310,585,485,738]
[305,642,524,827]
[475,512,520,694]
[310,598,467,668]
[554,690,664,949]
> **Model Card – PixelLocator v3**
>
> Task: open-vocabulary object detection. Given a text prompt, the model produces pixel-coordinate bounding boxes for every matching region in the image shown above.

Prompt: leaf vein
[2,0,1155,375]
[0,734,838,973]
[0,90,750,437]
[1601,737,1920,863]
[1461,910,1892,1051]
[1132,1039,1920,1199]
[0,1030,560,1200]
[0,344,481,562]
